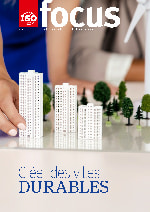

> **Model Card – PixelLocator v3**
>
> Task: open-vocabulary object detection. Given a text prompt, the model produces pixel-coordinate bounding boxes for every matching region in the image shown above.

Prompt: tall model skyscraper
[78,103,102,140]
[55,83,77,133]
[19,70,43,138]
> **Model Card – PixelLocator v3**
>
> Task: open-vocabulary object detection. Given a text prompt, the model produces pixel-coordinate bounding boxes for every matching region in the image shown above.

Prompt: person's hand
[107,82,118,96]
[52,74,118,95]
[0,78,26,136]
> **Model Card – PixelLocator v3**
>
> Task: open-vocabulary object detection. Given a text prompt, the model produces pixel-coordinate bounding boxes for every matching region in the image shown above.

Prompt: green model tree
[43,84,52,121]
[77,99,79,113]
[52,93,55,110]
[134,105,143,129]
[117,81,127,108]
[43,84,52,101]
[104,102,113,125]
[112,97,120,116]
[141,94,150,119]
[93,81,111,110]
[122,97,133,126]
[80,88,88,105]
[43,94,51,121]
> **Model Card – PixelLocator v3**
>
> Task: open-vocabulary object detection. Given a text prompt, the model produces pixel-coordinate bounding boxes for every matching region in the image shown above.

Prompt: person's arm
[46,0,117,95]
[69,0,145,91]
[0,29,26,136]
[125,59,145,81]
[0,29,10,80]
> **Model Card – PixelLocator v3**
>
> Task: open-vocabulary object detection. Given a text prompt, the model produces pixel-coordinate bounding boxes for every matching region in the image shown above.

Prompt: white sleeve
[105,54,134,86]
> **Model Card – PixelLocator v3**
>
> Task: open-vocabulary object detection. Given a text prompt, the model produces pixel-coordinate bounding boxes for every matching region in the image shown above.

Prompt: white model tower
[19,70,43,138]
[55,83,77,133]
[78,103,102,140]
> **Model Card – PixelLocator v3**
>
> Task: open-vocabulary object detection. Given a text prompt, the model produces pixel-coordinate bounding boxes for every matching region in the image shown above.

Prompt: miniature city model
[55,83,77,133]
[78,103,102,140]
[19,70,43,138]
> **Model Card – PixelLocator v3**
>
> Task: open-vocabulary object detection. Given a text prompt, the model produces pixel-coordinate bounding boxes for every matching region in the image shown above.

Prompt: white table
[0,82,150,212]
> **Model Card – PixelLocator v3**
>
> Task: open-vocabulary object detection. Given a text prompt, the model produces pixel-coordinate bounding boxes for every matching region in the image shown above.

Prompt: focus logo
[21,12,38,26]
[19,0,120,29]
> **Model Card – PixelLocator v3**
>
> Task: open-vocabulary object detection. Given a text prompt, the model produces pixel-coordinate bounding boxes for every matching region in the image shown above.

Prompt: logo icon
[19,0,38,27]
[20,12,38,26]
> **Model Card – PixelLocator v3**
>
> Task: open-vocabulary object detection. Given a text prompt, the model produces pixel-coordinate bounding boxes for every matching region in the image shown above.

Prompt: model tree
[52,93,55,110]
[104,102,113,125]
[80,88,88,105]
[122,97,133,126]
[43,84,52,101]
[112,97,120,116]
[77,99,79,113]
[134,105,143,128]
[43,84,52,121]
[43,94,51,121]
[93,81,111,110]
[117,81,127,108]
[141,94,150,119]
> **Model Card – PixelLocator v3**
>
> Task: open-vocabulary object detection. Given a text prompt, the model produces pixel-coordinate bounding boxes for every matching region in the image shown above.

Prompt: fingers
[0,110,17,136]
[77,81,118,96]
[107,83,118,95]
[1,99,26,131]
[14,98,19,112]
[77,82,95,95]
[111,87,118,95]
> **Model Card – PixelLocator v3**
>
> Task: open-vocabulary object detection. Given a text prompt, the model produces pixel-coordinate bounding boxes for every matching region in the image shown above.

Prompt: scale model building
[19,70,43,138]
[55,83,77,133]
[78,103,102,140]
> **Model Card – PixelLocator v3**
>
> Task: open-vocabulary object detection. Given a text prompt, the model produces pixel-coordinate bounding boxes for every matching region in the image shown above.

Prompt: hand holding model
[0,76,26,136]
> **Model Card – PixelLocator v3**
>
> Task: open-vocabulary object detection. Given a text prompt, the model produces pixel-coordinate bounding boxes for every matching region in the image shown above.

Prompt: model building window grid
[55,83,77,133]
[78,103,102,140]
[19,70,43,138]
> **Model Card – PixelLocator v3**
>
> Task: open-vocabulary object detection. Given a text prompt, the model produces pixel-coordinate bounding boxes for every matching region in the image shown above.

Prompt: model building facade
[55,83,77,133]
[78,103,102,140]
[19,70,43,138]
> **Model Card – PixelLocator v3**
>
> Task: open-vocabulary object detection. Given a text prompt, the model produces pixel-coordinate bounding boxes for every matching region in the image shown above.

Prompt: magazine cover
[0,0,150,211]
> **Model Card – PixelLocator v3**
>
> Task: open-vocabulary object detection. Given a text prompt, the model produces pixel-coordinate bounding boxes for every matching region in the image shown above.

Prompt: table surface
[1,82,150,212]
